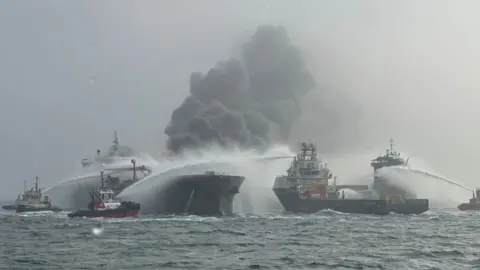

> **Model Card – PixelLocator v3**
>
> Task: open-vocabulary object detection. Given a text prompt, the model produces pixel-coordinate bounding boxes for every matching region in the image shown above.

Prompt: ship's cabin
[81,131,136,167]
[91,188,121,210]
[286,142,332,179]
[370,139,406,169]
[23,179,43,202]
[99,189,115,202]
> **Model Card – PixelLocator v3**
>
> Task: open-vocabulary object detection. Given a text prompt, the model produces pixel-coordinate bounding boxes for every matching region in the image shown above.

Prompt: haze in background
[1,0,480,199]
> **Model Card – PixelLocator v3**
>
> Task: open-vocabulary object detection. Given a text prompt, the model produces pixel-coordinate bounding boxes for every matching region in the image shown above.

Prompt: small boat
[15,177,62,213]
[458,188,480,210]
[68,172,140,218]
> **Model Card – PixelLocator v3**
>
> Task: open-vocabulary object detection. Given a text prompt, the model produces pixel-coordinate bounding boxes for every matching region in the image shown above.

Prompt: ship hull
[68,203,140,218]
[457,203,480,211]
[16,205,62,213]
[2,204,17,210]
[154,174,244,216]
[274,189,428,215]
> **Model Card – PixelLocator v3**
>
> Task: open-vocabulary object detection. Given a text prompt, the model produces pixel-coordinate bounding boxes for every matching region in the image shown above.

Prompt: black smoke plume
[165,25,315,153]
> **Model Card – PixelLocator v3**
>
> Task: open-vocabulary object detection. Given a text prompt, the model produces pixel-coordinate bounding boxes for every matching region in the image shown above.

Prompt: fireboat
[370,139,416,199]
[457,188,480,211]
[68,171,140,218]
[15,177,62,213]
[272,142,429,215]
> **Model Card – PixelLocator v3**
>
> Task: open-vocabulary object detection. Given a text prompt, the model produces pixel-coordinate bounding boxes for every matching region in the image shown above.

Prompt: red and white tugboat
[68,172,140,218]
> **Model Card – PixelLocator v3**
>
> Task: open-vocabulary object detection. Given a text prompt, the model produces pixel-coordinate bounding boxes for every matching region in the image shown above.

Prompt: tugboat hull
[16,205,62,213]
[2,205,17,210]
[68,203,140,218]
[274,190,429,215]
[457,203,480,211]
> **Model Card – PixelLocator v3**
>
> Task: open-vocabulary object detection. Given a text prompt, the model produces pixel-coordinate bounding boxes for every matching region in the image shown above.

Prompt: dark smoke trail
[165,25,315,153]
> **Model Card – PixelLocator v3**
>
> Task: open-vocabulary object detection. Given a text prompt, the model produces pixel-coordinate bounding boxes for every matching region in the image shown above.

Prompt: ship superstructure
[102,160,152,197]
[371,139,408,170]
[68,171,140,218]
[81,130,136,168]
[274,142,335,200]
[78,131,152,197]
[458,188,480,211]
[370,139,416,199]
[16,177,62,213]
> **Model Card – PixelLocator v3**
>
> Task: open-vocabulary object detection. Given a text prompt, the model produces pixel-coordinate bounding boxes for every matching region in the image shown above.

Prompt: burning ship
[59,131,245,216]
[55,131,154,209]
[149,171,245,216]
[80,131,153,197]
[370,139,416,199]
[81,130,138,169]
[272,142,429,215]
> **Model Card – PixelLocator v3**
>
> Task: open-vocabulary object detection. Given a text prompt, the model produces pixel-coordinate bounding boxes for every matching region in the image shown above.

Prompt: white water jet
[45,144,294,214]
[398,167,472,191]
[117,145,294,214]
[43,172,102,193]
[44,152,160,194]
[337,188,363,199]
[376,165,472,207]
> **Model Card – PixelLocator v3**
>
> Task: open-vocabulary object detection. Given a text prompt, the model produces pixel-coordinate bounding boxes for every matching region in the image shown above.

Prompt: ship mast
[35,176,40,202]
[131,159,137,182]
[100,171,104,190]
[112,130,119,153]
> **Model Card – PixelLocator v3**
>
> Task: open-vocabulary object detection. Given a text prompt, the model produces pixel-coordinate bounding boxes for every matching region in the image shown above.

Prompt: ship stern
[159,173,245,216]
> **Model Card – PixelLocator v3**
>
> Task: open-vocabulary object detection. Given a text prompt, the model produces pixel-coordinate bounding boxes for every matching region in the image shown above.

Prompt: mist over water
[312,150,473,207]
[5,7,478,213]
[4,3,480,269]
[375,162,472,208]
[42,143,476,212]
[118,145,294,214]
[43,145,293,213]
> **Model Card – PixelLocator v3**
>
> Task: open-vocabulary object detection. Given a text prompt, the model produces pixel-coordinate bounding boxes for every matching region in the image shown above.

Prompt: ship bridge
[370,139,407,170]
[273,142,332,192]
[286,142,331,179]
[81,130,137,167]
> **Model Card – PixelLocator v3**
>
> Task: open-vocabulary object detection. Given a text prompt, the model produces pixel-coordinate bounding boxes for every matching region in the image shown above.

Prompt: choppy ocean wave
[1,209,479,269]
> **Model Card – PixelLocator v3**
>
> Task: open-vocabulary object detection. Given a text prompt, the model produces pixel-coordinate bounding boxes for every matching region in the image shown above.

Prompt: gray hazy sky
[1,0,480,198]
